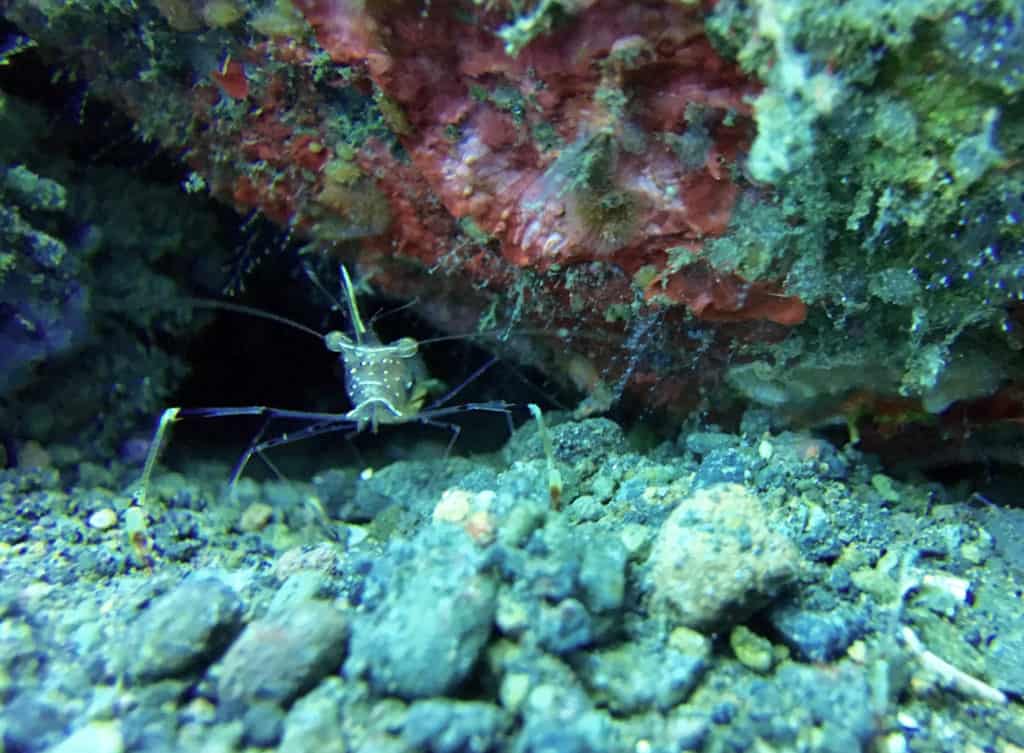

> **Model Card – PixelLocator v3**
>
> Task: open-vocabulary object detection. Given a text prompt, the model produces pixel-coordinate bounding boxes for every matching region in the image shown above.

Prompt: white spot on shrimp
[542,233,566,256]
[521,217,543,249]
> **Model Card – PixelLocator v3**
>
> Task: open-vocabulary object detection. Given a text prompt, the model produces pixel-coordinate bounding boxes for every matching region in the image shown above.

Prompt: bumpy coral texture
[290,0,801,323]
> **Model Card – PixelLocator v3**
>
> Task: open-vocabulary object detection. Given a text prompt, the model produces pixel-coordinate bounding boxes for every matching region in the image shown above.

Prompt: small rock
[311,469,359,521]
[590,475,615,502]
[218,599,349,707]
[650,483,800,631]
[986,624,1024,696]
[238,502,274,532]
[3,694,68,752]
[231,477,262,505]
[433,488,472,522]
[692,448,749,489]
[567,495,603,523]
[273,543,344,580]
[619,523,652,560]
[730,625,774,673]
[535,597,592,654]
[88,508,118,530]
[19,440,52,470]
[682,431,736,456]
[46,720,123,753]
[770,604,866,663]
[578,536,627,614]
[579,640,707,713]
[668,626,711,658]
[752,663,875,750]
[499,673,531,712]
[495,590,531,635]
[177,720,243,753]
[871,473,901,503]
[263,480,301,509]
[119,702,177,751]
[402,700,509,753]
[347,532,497,699]
[279,679,346,753]
[667,715,708,752]
[268,572,334,615]
[503,417,627,465]
[242,701,285,747]
[515,706,620,753]
[122,575,243,683]
[180,697,216,725]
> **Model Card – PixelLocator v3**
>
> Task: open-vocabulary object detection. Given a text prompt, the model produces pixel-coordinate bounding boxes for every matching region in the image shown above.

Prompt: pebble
[578,535,627,613]
[18,440,52,470]
[402,699,509,752]
[770,604,866,662]
[347,531,497,699]
[3,695,69,751]
[651,483,800,630]
[871,473,901,503]
[682,430,736,455]
[578,639,708,713]
[692,448,749,488]
[121,575,243,683]
[238,502,274,532]
[88,508,118,530]
[279,679,346,753]
[730,625,774,673]
[433,488,472,522]
[985,623,1024,696]
[218,599,349,707]
[47,720,124,753]
[242,701,285,747]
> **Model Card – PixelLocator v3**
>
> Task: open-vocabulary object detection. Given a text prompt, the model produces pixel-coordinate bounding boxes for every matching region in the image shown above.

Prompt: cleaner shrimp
[133,264,513,504]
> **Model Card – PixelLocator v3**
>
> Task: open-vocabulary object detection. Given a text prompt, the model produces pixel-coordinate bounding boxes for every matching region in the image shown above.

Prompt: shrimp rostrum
[133,265,512,503]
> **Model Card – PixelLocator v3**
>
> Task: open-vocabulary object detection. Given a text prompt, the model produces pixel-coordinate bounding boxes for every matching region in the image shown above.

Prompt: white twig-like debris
[528,403,563,510]
[900,626,1007,705]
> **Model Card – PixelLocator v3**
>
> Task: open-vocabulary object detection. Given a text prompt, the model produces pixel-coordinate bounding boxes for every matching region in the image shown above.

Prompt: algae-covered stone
[578,638,709,713]
[650,483,800,631]
[218,599,349,707]
[402,700,510,752]
[347,529,497,698]
[730,625,774,673]
[47,720,123,753]
[578,535,627,614]
[770,603,868,663]
[279,678,347,753]
[122,575,243,683]
[870,473,901,503]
